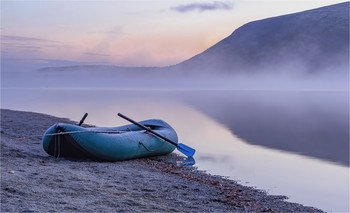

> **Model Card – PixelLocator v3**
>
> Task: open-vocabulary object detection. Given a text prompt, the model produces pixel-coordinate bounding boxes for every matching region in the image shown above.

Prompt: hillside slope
[172,2,349,75]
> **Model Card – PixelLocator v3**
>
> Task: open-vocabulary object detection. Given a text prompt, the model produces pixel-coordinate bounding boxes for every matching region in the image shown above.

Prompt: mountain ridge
[169,2,349,75]
[37,2,349,81]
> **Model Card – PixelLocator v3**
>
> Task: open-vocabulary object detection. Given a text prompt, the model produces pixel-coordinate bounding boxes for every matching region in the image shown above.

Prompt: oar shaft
[117,113,178,147]
[78,113,88,126]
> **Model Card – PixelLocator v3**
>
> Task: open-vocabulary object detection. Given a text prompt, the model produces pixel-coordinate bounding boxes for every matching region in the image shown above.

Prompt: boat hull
[42,119,178,161]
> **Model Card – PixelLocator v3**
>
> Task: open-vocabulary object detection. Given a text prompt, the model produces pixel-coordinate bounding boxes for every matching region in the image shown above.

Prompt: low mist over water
[1,58,348,91]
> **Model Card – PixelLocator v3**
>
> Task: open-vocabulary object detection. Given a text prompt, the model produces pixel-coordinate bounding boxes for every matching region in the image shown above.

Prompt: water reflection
[181,91,349,166]
[176,157,196,166]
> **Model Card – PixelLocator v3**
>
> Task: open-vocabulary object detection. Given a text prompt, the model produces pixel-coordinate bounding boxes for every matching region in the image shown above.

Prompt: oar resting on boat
[42,119,178,161]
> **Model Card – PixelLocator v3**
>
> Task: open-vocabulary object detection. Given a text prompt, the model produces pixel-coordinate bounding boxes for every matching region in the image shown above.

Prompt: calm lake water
[1,88,349,212]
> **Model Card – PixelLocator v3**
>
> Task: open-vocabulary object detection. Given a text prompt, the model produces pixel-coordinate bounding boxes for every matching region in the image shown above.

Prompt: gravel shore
[1,109,323,212]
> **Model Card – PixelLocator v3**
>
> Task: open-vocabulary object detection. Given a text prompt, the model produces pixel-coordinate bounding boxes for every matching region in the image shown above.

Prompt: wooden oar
[117,113,196,157]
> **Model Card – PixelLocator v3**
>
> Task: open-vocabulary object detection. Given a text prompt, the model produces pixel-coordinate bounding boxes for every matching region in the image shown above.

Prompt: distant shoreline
[0,109,323,212]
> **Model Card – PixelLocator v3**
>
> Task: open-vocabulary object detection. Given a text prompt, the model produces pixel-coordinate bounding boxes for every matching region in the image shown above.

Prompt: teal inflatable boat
[42,119,178,161]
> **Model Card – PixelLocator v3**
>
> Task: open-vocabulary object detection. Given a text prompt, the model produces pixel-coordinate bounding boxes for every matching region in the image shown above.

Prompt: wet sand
[0,109,323,212]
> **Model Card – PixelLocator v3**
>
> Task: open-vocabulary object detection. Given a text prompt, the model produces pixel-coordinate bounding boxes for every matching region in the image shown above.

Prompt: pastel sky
[1,0,346,67]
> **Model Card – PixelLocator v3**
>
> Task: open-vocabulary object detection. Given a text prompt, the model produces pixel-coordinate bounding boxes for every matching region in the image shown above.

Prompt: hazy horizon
[1,0,347,67]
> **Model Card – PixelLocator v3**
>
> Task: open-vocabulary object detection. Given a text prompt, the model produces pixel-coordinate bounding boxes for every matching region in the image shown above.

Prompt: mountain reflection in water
[181,90,349,167]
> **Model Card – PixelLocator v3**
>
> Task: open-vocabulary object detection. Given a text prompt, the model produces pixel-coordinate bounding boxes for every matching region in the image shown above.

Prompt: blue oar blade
[177,143,196,157]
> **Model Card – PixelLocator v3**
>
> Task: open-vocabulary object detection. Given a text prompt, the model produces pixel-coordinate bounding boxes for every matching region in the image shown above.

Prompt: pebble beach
[0,109,323,212]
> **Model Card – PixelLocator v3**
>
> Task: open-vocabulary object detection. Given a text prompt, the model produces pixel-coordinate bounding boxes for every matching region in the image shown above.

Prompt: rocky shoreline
[0,109,323,212]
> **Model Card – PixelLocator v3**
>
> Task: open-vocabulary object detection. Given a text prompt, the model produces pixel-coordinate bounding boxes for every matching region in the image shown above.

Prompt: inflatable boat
[42,119,178,161]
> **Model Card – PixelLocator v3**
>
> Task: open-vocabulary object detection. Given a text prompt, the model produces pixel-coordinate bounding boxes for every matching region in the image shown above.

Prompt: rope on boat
[44,130,127,136]
[8,130,130,141]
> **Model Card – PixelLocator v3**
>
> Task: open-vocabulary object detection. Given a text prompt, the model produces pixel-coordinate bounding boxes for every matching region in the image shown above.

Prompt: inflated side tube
[42,119,178,161]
